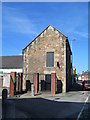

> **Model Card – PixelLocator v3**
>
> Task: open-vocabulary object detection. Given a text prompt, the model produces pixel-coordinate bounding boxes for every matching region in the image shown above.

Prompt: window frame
[46,52,54,68]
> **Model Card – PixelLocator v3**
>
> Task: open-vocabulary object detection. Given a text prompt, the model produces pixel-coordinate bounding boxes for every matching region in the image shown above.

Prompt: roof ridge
[23,24,67,51]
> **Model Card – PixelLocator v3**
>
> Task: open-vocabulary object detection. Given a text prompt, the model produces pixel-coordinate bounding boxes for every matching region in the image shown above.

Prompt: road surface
[1,91,89,119]
[0,82,90,119]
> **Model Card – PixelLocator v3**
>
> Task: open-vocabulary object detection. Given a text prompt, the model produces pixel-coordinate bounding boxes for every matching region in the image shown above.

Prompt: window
[46,52,54,67]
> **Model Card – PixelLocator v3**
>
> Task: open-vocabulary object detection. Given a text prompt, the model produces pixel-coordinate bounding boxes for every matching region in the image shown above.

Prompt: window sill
[46,67,54,68]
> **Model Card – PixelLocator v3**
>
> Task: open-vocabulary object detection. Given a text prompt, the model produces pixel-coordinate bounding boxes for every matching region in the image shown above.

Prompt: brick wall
[10,72,15,97]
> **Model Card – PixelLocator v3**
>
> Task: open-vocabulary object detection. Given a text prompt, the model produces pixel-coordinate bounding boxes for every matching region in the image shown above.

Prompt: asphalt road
[1,91,89,119]
[0,83,90,119]
[80,92,90,119]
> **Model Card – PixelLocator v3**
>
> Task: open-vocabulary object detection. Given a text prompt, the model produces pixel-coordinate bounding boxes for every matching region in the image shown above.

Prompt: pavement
[19,90,89,102]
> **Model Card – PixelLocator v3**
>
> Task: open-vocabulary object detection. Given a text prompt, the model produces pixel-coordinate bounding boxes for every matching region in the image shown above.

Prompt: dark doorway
[41,80,46,91]
[26,80,31,92]
[45,74,51,91]
[57,80,62,93]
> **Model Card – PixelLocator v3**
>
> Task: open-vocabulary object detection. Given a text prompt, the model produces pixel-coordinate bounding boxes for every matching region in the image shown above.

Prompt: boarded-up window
[46,52,54,67]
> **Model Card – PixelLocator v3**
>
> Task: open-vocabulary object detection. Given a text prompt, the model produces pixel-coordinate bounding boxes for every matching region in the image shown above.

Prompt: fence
[9,72,63,97]
[24,73,62,94]
[24,73,51,92]
[23,73,34,91]
[10,72,23,97]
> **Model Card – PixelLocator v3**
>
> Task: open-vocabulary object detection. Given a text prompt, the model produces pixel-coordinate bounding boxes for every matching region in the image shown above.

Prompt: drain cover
[54,97,60,100]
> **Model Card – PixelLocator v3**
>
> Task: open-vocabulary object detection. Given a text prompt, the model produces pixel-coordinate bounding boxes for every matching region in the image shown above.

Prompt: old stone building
[22,25,72,93]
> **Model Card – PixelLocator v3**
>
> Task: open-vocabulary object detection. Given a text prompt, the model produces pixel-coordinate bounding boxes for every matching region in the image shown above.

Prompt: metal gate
[45,74,51,91]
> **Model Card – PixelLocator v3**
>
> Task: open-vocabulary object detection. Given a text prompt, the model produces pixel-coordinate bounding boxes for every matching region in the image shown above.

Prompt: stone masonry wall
[23,25,71,93]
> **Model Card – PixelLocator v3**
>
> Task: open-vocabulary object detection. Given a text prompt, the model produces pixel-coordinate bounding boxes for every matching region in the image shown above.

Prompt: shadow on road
[69,82,83,92]
[2,97,90,119]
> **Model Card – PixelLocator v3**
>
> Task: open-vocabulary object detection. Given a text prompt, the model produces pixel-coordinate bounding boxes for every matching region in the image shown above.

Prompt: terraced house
[23,25,72,94]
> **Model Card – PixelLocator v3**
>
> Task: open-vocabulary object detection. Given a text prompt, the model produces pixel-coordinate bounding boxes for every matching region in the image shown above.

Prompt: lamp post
[71,39,76,85]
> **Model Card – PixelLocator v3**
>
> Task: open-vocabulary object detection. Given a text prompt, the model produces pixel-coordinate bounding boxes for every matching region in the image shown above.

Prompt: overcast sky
[2,2,88,74]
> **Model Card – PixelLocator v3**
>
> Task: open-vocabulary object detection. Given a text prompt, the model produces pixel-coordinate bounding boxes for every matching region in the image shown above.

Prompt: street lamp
[71,39,76,50]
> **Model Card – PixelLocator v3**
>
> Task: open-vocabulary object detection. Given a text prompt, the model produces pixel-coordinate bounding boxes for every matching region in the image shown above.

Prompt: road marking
[76,94,89,120]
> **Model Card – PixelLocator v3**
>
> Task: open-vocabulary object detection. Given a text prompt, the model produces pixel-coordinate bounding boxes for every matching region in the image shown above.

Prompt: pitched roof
[23,25,68,51]
[0,55,23,69]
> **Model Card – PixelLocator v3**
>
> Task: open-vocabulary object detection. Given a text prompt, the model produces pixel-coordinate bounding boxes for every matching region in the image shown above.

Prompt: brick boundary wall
[34,73,39,94]
[16,73,18,93]
[51,73,56,95]
[10,72,16,97]
[18,73,23,93]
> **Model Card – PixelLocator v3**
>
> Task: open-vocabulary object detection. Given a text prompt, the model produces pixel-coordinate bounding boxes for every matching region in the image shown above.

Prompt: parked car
[82,80,90,90]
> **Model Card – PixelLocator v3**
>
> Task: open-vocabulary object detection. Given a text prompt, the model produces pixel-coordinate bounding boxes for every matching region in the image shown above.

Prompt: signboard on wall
[0,71,3,76]
[3,74,10,88]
